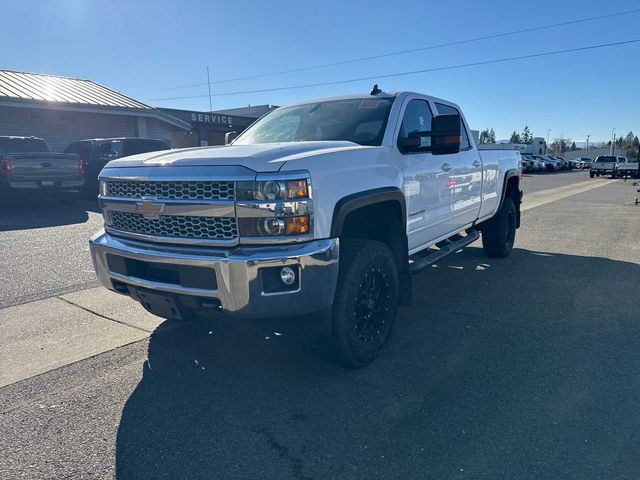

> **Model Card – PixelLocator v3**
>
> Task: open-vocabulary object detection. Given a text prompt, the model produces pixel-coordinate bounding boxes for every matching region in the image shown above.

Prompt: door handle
[473,160,481,168]
[441,163,452,172]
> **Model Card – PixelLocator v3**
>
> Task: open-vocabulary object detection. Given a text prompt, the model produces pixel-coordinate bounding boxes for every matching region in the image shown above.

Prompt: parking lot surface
[1,171,639,479]
[0,196,102,307]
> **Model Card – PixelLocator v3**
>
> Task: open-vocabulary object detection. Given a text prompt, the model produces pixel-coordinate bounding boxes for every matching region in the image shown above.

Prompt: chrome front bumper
[90,230,339,319]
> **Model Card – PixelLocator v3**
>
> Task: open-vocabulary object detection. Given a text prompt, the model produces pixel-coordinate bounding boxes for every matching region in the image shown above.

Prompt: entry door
[397,99,452,252]
[433,102,483,230]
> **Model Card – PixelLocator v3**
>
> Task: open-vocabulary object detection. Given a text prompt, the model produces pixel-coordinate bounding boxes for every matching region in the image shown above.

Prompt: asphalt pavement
[0,195,102,307]
[1,171,639,479]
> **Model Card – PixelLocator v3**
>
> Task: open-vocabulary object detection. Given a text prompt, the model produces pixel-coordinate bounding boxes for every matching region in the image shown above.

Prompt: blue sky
[1,0,639,144]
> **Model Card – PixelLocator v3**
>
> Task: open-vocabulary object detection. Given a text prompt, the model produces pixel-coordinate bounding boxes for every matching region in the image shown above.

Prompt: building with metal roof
[0,69,189,151]
[158,107,261,147]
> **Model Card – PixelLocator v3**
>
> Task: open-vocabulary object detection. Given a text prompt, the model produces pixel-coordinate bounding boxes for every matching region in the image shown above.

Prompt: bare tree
[550,137,572,155]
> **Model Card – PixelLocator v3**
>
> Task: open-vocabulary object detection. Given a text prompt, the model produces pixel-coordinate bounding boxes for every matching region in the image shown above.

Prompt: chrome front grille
[108,211,238,241]
[105,180,235,201]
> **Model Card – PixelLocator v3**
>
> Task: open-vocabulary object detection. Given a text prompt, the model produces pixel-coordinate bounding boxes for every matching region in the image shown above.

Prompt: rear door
[433,102,483,230]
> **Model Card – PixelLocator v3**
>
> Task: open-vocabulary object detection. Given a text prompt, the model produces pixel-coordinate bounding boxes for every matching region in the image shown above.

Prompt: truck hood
[104,141,367,172]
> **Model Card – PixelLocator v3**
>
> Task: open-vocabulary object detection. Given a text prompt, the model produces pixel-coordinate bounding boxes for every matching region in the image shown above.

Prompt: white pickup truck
[90,88,522,367]
[615,156,639,178]
[590,155,623,178]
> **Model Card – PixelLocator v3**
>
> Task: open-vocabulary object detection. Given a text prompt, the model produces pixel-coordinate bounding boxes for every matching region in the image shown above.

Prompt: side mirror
[430,114,462,155]
[398,114,462,155]
[225,131,238,145]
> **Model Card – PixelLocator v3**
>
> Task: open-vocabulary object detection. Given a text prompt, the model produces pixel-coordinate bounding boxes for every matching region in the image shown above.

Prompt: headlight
[237,178,310,200]
[99,180,107,196]
[236,173,312,240]
[239,215,310,237]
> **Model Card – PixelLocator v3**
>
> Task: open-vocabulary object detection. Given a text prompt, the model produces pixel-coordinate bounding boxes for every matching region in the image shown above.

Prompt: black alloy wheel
[331,239,399,368]
[481,197,517,258]
[353,268,392,343]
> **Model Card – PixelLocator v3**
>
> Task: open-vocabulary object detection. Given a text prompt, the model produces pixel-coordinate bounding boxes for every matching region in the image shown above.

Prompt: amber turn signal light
[285,215,310,235]
[286,180,308,198]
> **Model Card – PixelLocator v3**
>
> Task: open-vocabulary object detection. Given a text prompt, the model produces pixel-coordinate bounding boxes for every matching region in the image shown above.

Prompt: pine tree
[479,128,495,144]
[509,131,522,144]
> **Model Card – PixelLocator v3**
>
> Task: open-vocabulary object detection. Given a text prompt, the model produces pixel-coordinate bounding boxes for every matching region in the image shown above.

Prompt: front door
[396,98,452,252]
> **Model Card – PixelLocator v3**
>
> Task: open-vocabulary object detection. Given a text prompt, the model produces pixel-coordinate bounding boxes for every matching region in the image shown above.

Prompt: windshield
[64,141,93,159]
[123,139,169,157]
[595,156,616,162]
[234,97,395,146]
[0,137,49,153]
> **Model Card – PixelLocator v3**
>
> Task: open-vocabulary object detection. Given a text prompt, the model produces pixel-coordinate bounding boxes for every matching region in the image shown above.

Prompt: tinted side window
[96,141,122,160]
[434,102,470,149]
[397,100,433,152]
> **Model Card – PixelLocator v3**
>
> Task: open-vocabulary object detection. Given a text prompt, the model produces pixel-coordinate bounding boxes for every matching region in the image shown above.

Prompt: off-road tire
[481,197,516,258]
[331,239,399,368]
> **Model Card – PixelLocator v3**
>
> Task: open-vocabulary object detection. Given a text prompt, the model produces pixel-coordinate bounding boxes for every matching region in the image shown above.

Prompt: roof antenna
[370,84,382,95]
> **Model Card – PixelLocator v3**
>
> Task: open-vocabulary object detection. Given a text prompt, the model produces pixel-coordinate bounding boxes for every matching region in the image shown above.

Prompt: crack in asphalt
[254,426,312,480]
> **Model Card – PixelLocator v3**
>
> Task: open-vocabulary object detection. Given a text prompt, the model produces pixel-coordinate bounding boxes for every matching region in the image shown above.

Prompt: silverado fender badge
[136,197,165,218]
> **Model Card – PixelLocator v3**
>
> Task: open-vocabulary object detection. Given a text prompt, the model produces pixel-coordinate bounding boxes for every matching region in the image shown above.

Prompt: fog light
[279,266,296,286]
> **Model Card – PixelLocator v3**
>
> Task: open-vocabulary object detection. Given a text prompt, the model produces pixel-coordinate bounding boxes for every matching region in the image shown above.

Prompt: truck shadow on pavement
[115,247,640,480]
[0,194,98,231]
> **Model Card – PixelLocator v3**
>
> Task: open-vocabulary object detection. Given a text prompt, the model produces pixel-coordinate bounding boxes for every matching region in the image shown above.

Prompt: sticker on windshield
[359,99,382,108]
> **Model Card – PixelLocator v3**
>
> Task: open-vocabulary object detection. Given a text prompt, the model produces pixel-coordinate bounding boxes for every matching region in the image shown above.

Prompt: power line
[155,8,640,92]
[149,39,640,102]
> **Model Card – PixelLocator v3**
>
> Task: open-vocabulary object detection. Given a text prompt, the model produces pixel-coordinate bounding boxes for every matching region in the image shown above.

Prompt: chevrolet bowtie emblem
[136,198,164,218]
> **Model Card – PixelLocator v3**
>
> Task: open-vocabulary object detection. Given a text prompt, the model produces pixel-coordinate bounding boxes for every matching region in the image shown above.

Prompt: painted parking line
[522,179,617,212]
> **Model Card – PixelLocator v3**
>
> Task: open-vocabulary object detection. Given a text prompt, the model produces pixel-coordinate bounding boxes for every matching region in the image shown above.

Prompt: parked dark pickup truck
[64,137,169,195]
[0,136,83,195]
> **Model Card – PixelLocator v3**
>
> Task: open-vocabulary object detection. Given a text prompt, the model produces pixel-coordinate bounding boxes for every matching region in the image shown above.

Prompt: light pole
[611,128,616,155]
[586,134,590,158]
[546,129,551,154]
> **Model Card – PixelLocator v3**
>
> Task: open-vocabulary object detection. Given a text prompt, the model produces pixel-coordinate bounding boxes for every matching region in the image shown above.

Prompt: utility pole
[546,129,551,154]
[586,134,590,157]
[207,66,213,112]
[611,128,616,155]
